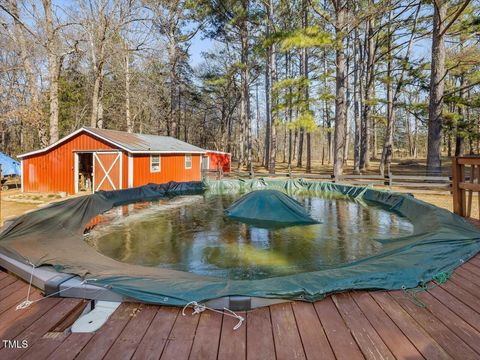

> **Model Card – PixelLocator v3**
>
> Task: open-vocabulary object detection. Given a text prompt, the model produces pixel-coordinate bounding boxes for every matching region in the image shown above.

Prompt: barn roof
[18,127,206,158]
[85,127,206,153]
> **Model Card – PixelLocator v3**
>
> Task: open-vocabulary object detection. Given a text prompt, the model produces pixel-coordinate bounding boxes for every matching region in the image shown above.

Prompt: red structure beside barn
[18,127,206,194]
[204,151,231,174]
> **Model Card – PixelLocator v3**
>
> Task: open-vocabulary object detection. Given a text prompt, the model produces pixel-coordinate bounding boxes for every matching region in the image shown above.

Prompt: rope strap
[402,271,451,308]
[182,301,245,330]
[15,262,103,311]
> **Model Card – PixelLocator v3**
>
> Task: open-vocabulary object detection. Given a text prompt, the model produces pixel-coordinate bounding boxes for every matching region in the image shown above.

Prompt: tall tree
[332,0,346,177]
[360,0,376,171]
[266,0,277,174]
[379,1,420,176]
[427,0,471,174]
[42,0,62,143]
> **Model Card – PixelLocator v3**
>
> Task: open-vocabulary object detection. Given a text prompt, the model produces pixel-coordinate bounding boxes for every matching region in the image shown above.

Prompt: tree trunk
[360,12,375,171]
[353,28,361,174]
[239,0,251,172]
[10,0,46,147]
[297,130,304,167]
[427,0,447,175]
[125,44,133,133]
[42,0,60,144]
[264,36,271,168]
[344,32,351,163]
[323,51,332,164]
[380,1,420,174]
[268,0,277,174]
[293,128,298,162]
[333,0,346,177]
[89,22,106,128]
[380,8,393,176]
[287,53,293,166]
[455,76,465,156]
[168,32,178,137]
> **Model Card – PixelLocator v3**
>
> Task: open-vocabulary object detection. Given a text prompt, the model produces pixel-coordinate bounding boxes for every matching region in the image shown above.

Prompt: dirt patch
[0,189,77,226]
[5,192,64,204]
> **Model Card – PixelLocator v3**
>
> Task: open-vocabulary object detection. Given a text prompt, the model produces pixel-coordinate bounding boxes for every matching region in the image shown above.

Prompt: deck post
[452,156,465,216]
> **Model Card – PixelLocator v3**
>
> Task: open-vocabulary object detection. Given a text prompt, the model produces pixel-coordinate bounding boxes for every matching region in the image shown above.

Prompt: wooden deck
[0,255,480,359]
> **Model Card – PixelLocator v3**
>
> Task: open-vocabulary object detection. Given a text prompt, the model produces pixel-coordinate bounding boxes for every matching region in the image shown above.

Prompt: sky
[188,33,215,67]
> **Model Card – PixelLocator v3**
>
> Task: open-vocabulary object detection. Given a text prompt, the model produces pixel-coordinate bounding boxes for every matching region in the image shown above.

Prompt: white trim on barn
[205,150,231,155]
[119,152,123,190]
[128,153,134,188]
[127,150,205,154]
[20,160,24,193]
[74,153,79,194]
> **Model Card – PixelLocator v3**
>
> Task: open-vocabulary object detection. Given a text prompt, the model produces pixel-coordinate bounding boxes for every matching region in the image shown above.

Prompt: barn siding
[22,130,202,194]
[132,154,202,187]
[206,152,231,173]
[22,132,125,194]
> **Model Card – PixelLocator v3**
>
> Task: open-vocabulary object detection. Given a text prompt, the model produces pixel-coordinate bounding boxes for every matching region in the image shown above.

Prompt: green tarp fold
[225,189,319,227]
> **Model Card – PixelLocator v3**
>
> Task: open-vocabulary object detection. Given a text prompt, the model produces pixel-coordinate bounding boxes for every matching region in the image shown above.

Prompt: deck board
[0,298,82,360]
[389,290,480,360]
[189,310,223,360]
[370,291,451,360]
[103,304,157,360]
[0,253,480,359]
[246,307,276,360]
[47,333,94,360]
[291,301,335,360]
[332,293,394,360]
[0,281,28,315]
[217,311,247,360]
[414,291,480,355]
[351,292,424,359]
[75,303,138,360]
[270,303,305,360]
[160,306,200,360]
[440,278,480,313]
[131,306,179,360]
[0,291,60,344]
[428,285,480,332]
[314,297,364,359]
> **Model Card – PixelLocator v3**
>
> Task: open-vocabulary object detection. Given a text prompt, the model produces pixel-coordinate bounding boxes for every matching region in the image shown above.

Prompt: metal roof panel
[84,127,206,153]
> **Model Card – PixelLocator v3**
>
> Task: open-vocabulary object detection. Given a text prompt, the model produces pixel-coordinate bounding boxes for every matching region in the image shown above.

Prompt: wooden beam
[458,182,480,192]
[456,157,480,165]
[452,157,465,216]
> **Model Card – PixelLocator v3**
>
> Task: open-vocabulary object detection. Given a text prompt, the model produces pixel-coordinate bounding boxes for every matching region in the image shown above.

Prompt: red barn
[18,127,206,194]
[203,151,231,174]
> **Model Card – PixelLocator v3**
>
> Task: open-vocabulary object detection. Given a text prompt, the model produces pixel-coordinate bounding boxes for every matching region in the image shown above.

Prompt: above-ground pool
[85,193,413,280]
[0,179,479,307]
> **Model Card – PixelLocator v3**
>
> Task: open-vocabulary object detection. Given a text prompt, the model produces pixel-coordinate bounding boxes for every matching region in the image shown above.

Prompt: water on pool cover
[84,193,414,280]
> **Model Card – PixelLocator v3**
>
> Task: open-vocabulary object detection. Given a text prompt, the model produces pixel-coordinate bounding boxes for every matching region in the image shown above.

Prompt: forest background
[1,0,479,176]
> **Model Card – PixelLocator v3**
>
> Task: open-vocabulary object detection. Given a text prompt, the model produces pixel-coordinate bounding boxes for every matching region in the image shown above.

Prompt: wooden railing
[452,156,480,218]
[214,169,452,190]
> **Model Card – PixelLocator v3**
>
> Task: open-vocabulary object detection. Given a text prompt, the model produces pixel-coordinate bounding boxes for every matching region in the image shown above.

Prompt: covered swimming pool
[0,179,479,309]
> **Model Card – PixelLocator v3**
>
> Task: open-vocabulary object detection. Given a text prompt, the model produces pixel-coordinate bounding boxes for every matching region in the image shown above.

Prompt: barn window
[185,154,192,169]
[150,155,161,173]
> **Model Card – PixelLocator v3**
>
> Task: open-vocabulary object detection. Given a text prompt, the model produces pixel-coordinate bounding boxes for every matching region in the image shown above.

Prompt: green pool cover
[225,189,319,227]
[0,179,479,306]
